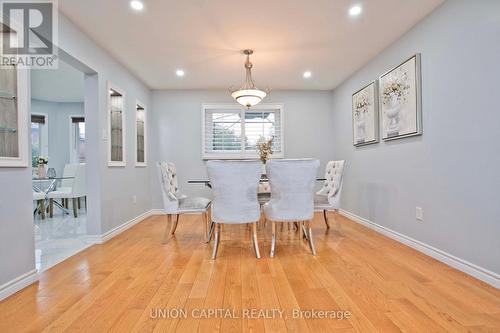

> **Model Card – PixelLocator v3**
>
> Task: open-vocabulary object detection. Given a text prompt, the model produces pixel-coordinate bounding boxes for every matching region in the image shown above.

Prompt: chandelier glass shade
[231,50,269,108]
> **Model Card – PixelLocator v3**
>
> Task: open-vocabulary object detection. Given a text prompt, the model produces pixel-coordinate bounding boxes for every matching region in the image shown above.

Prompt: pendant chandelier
[231,49,269,108]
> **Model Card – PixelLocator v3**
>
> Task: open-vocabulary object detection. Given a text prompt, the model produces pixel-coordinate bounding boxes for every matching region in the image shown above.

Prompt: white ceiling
[31,60,84,102]
[59,0,443,90]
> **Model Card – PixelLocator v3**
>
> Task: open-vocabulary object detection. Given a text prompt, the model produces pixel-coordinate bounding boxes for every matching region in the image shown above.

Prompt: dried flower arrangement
[354,92,371,118]
[382,69,410,105]
[37,156,48,165]
[256,136,274,164]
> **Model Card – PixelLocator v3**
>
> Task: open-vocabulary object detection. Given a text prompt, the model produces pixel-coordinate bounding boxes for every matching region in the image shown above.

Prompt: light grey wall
[31,99,85,176]
[0,13,152,288]
[150,90,335,208]
[330,0,500,274]
[54,14,153,235]
[0,166,35,287]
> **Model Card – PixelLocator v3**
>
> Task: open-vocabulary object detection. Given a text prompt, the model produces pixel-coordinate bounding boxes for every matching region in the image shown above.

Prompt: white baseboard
[339,209,500,289]
[87,209,163,244]
[150,208,165,215]
[0,209,164,302]
[0,269,38,301]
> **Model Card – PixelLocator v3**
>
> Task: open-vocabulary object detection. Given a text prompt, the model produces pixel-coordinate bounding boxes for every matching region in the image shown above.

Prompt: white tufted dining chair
[314,160,345,229]
[206,160,262,259]
[264,159,320,257]
[157,162,211,244]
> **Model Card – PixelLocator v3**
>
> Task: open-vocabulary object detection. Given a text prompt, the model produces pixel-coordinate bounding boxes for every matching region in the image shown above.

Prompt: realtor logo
[1,0,58,68]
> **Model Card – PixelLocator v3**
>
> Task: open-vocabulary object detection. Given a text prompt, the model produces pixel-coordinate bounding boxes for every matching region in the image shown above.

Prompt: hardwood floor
[1,212,499,332]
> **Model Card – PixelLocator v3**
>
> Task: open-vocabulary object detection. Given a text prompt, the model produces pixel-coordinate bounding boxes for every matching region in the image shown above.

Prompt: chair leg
[207,221,215,243]
[299,221,304,241]
[306,220,317,256]
[40,200,45,220]
[49,198,53,218]
[77,197,81,209]
[162,214,172,244]
[252,222,261,259]
[202,212,208,242]
[72,198,78,218]
[170,214,180,235]
[211,223,221,260]
[302,223,309,241]
[270,221,277,258]
[323,210,330,229]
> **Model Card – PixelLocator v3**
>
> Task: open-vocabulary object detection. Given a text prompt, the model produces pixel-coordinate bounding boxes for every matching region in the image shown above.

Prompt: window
[202,104,284,159]
[135,102,147,166]
[107,83,126,166]
[70,117,85,163]
[31,114,48,167]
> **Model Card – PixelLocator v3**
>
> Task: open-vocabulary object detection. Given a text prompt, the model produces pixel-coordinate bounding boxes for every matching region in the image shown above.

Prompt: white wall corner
[0,269,39,302]
[339,209,500,289]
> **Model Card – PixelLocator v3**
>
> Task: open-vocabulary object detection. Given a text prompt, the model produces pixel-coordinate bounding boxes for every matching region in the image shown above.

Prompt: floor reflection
[34,207,91,272]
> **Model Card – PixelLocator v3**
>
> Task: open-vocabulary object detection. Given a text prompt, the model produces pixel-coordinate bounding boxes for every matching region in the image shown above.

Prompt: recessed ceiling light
[176,69,185,77]
[349,5,362,17]
[130,0,144,11]
[303,71,312,78]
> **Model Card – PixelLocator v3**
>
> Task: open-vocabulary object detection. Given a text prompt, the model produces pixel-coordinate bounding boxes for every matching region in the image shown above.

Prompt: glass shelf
[0,126,16,133]
[0,91,15,99]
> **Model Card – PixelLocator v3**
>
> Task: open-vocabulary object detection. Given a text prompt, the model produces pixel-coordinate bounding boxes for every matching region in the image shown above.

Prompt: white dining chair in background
[47,163,86,218]
[264,159,320,257]
[33,191,46,220]
[206,160,262,259]
[157,162,211,243]
[57,163,79,209]
[314,160,345,229]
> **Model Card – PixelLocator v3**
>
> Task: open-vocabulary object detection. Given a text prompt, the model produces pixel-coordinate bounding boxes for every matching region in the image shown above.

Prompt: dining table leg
[40,200,45,220]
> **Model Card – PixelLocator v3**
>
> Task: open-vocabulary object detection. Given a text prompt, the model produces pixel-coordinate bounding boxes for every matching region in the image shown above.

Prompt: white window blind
[202,104,284,159]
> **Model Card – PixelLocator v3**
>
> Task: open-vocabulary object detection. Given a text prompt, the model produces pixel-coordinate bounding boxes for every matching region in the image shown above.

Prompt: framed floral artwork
[352,80,379,146]
[379,53,422,140]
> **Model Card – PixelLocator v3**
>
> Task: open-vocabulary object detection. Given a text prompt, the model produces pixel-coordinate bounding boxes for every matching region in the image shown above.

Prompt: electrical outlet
[132,195,137,204]
[416,207,423,221]
[102,130,107,140]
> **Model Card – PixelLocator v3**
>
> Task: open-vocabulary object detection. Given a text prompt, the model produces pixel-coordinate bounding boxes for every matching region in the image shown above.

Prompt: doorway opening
[30,54,97,271]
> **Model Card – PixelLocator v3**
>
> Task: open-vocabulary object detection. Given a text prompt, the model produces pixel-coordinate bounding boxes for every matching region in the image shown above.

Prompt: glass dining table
[187,176,327,188]
[188,176,327,239]
[188,176,327,204]
[33,176,75,215]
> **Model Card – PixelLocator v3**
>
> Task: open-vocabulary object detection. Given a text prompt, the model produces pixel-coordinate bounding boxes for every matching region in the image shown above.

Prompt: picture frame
[379,53,422,140]
[352,80,379,146]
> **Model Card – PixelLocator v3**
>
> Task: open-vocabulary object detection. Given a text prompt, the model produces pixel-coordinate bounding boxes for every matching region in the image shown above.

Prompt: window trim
[107,81,126,167]
[69,114,85,163]
[134,99,147,167]
[201,103,284,160]
[31,112,49,157]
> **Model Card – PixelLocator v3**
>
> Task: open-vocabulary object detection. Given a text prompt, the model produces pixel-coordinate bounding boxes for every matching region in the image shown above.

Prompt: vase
[38,164,46,178]
[385,94,401,137]
[355,112,366,143]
